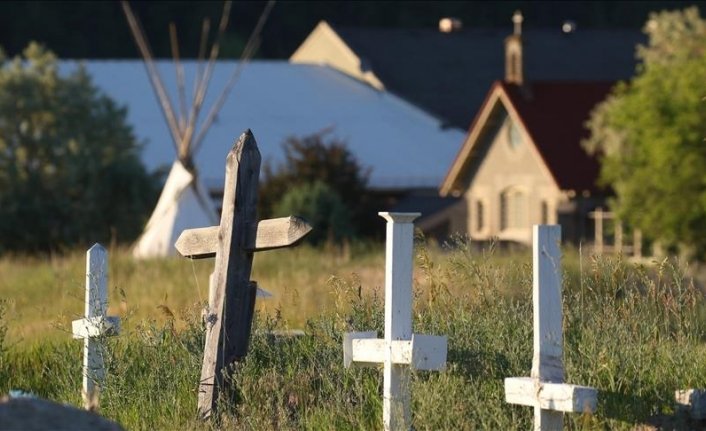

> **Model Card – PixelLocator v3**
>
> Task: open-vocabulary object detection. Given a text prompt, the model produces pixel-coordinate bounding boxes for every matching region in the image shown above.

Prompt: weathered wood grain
[175,216,312,258]
[197,130,260,419]
[177,130,312,419]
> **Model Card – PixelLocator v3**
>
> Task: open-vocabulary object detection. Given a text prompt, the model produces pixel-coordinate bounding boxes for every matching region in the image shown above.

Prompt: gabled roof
[441,80,614,196]
[59,60,466,191]
[503,81,613,192]
[325,25,643,129]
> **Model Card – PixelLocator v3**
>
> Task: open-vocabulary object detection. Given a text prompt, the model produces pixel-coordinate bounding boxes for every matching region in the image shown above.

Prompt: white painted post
[383,212,414,430]
[533,225,564,428]
[343,212,447,431]
[505,225,597,430]
[71,244,120,410]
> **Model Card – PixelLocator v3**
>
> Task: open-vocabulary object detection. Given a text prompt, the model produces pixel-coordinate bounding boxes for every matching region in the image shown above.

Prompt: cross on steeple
[506,10,525,86]
[513,10,524,36]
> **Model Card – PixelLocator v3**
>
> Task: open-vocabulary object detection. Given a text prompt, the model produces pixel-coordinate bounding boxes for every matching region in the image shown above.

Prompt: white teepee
[132,161,217,258]
[123,0,274,258]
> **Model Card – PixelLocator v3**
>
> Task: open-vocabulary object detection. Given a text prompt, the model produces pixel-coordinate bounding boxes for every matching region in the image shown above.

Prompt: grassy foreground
[0,243,384,345]
[1,239,706,429]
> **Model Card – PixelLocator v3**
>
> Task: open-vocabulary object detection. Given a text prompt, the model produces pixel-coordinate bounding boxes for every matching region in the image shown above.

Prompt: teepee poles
[122,0,276,168]
[180,1,233,164]
[169,22,188,135]
[192,0,276,155]
[120,1,181,156]
[194,18,210,103]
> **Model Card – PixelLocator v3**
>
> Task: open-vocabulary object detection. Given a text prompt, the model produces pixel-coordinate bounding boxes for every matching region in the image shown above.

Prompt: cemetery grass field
[2,239,706,429]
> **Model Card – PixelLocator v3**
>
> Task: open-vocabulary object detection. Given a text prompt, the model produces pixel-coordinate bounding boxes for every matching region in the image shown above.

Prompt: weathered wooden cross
[343,212,447,431]
[504,225,597,430]
[174,130,312,419]
[72,243,120,410]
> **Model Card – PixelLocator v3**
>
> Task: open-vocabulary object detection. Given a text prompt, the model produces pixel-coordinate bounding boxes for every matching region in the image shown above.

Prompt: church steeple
[513,9,523,35]
[505,10,524,85]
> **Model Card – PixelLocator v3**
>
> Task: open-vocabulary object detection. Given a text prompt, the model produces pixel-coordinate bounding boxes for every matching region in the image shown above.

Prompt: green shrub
[274,181,353,245]
[259,131,374,238]
[0,43,158,253]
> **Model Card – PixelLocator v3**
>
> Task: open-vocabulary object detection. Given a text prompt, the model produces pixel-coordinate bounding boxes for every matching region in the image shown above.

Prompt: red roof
[500,80,614,193]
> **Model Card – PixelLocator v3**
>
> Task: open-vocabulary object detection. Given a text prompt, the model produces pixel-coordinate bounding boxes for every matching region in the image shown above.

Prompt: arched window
[540,201,549,225]
[475,200,484,232]
[500,188,527,230]
[507,119,522,150]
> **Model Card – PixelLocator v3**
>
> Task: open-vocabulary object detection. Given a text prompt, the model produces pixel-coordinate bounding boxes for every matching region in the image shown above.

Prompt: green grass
[0,243,384,345]
[1,239,706,429]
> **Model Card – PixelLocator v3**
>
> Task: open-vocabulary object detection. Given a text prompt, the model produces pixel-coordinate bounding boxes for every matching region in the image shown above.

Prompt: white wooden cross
[71,243,120,410]
[344,212,447,431]
[504,225,597,430]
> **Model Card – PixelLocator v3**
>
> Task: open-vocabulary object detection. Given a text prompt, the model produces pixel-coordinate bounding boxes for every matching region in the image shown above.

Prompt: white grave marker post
[344,212,447,431]
[504,225,597,430]
[71,243,120,410]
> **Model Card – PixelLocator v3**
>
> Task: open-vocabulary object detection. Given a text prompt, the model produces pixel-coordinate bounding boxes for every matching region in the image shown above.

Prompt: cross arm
[504,377,597,413]
[72,316,121,339]
[344,333,447,371]
[175,216,313,259]
[343,331,377,367]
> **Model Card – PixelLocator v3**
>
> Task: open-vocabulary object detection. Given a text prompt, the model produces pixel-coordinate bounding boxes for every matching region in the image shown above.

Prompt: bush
[583,8,706,260]
[273,181,353,245]
[259,131,372,238]
[0,43,158,253]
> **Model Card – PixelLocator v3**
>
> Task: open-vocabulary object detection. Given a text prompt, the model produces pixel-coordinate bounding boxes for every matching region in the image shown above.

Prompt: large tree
[583,7,706,258]
[0,43,157,253]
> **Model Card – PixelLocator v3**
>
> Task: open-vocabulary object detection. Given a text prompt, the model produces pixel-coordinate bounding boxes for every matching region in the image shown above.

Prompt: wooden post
[175,130,312,419]
[71,244,120,410]
[505,225,597,430]
[344,212,447,431]
[633,229,642,259]
[199,130,258,418]
[615,223,623,254]
[594,208,603,254]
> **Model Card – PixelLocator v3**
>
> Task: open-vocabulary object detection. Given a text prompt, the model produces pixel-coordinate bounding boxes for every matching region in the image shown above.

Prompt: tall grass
[1,240,706,429]
[0,244,384,345]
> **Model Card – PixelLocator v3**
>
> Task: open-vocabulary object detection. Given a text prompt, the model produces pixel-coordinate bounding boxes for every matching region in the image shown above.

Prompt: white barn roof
[60,60,465,190]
